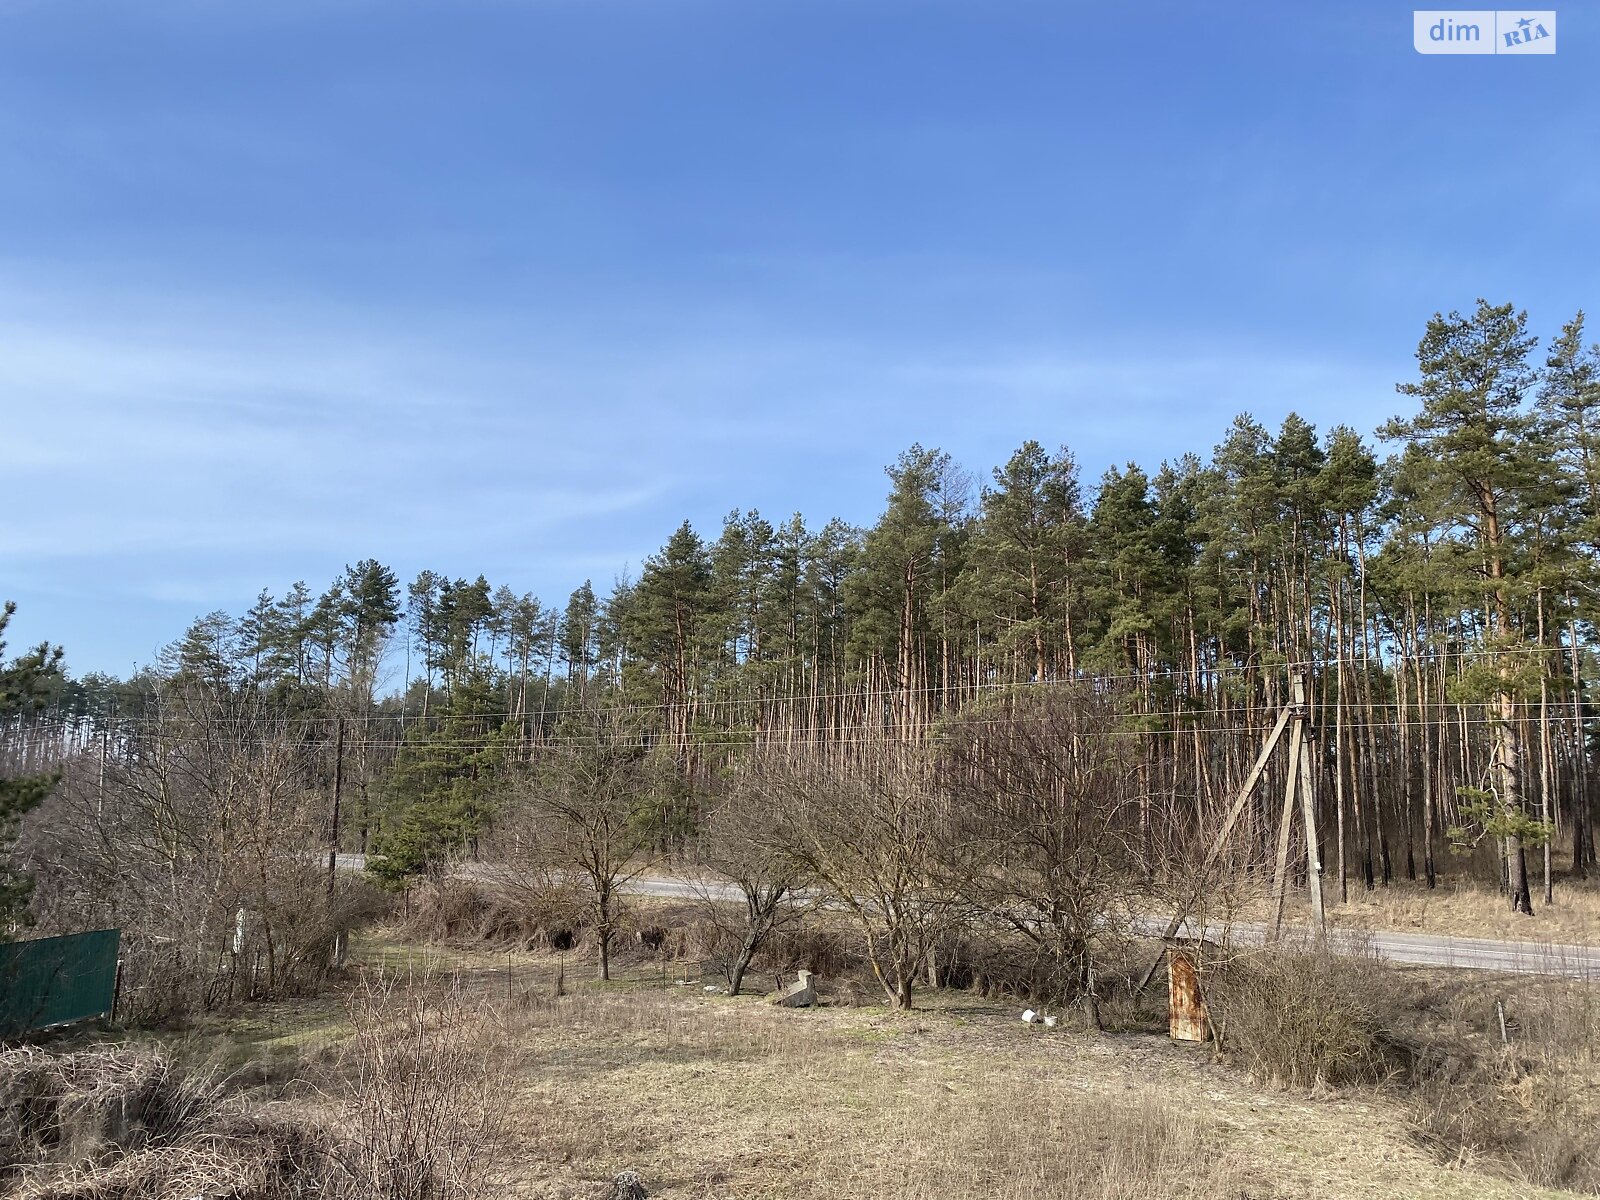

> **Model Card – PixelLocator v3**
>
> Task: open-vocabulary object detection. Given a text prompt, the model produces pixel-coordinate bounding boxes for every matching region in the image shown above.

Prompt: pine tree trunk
[1571,609,1590,878]
[1484,498,1533,916]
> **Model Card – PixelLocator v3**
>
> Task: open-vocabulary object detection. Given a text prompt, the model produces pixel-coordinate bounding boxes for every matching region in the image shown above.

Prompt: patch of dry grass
[358,908,1600,1197]
[483,958,1580,1200]
[502,985,1249,1200]
[1180,934,1600,1194]
[1283,875,1600,943]
[1398,970,1600,1192]
[0,1044,339,1200]
[0,973,521,1200]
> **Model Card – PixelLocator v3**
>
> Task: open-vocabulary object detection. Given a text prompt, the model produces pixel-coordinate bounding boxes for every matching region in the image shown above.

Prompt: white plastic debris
[1043,1015,1058,1028]
[703,984,720,993]
[1021,1009,1039,1024]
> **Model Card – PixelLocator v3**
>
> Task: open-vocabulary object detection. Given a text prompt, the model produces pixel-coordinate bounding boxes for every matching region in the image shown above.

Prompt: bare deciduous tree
[770,741,975,1011]
[503,706,661,980]
[939,686,1144,1017]
[22,678,361,1017]
[678,752,811,995]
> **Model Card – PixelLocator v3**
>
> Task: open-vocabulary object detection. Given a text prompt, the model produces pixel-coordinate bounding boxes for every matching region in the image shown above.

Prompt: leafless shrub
[325,973,514,1200]
[397,878,590,954]
[397,881,492,943]
[1079,943,1171,1033]
[951,930,1092,1006]
[756,922,863,981]
[20,686,385,1022]
[1205,942,1409,1089]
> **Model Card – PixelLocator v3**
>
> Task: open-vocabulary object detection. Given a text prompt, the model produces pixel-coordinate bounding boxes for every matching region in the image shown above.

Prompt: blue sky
[2,0,1596,677]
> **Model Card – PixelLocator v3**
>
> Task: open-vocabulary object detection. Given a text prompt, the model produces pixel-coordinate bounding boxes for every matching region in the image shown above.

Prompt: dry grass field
[166,931,1600,1200]
[495,972,1552,1200]
[9,920,1600,1200]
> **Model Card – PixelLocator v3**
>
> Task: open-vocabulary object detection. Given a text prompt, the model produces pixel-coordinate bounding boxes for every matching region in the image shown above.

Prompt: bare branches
[677,752,812,994]
[765,741,977,1010]
[330,974,513,1200]
[939,685,1145,1008]
[500,705,664,980]
[20,684,361,1018]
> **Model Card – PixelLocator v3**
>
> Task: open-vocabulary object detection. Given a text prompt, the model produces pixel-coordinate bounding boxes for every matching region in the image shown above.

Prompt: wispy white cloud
[0,271,1404,672]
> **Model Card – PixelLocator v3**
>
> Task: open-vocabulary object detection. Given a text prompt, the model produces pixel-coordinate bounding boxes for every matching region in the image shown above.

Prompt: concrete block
[774,969,816,1008]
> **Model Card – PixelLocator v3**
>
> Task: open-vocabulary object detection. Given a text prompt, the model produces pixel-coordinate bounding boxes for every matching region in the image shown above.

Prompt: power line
[32,709,1588,757]
[19,635,1595,733]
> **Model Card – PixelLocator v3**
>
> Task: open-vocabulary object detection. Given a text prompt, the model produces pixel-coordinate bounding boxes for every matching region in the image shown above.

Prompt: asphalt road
[335,854,1600,979]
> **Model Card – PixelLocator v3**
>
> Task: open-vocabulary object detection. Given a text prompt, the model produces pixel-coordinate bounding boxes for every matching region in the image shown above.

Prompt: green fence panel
[0,928,121,1037]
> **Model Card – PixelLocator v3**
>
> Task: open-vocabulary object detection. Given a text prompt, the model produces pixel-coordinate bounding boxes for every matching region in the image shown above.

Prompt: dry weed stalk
[329,971,515,1200]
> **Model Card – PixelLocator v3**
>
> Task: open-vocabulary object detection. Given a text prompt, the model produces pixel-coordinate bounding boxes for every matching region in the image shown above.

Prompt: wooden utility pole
[327,716,345,899]
[1297,685,1327,935]
[1269,672,1325,940]
[97,723,108,821]
[1137,706,1293,991]
[1137,673,1326,992]
[1269,711,1304,933]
